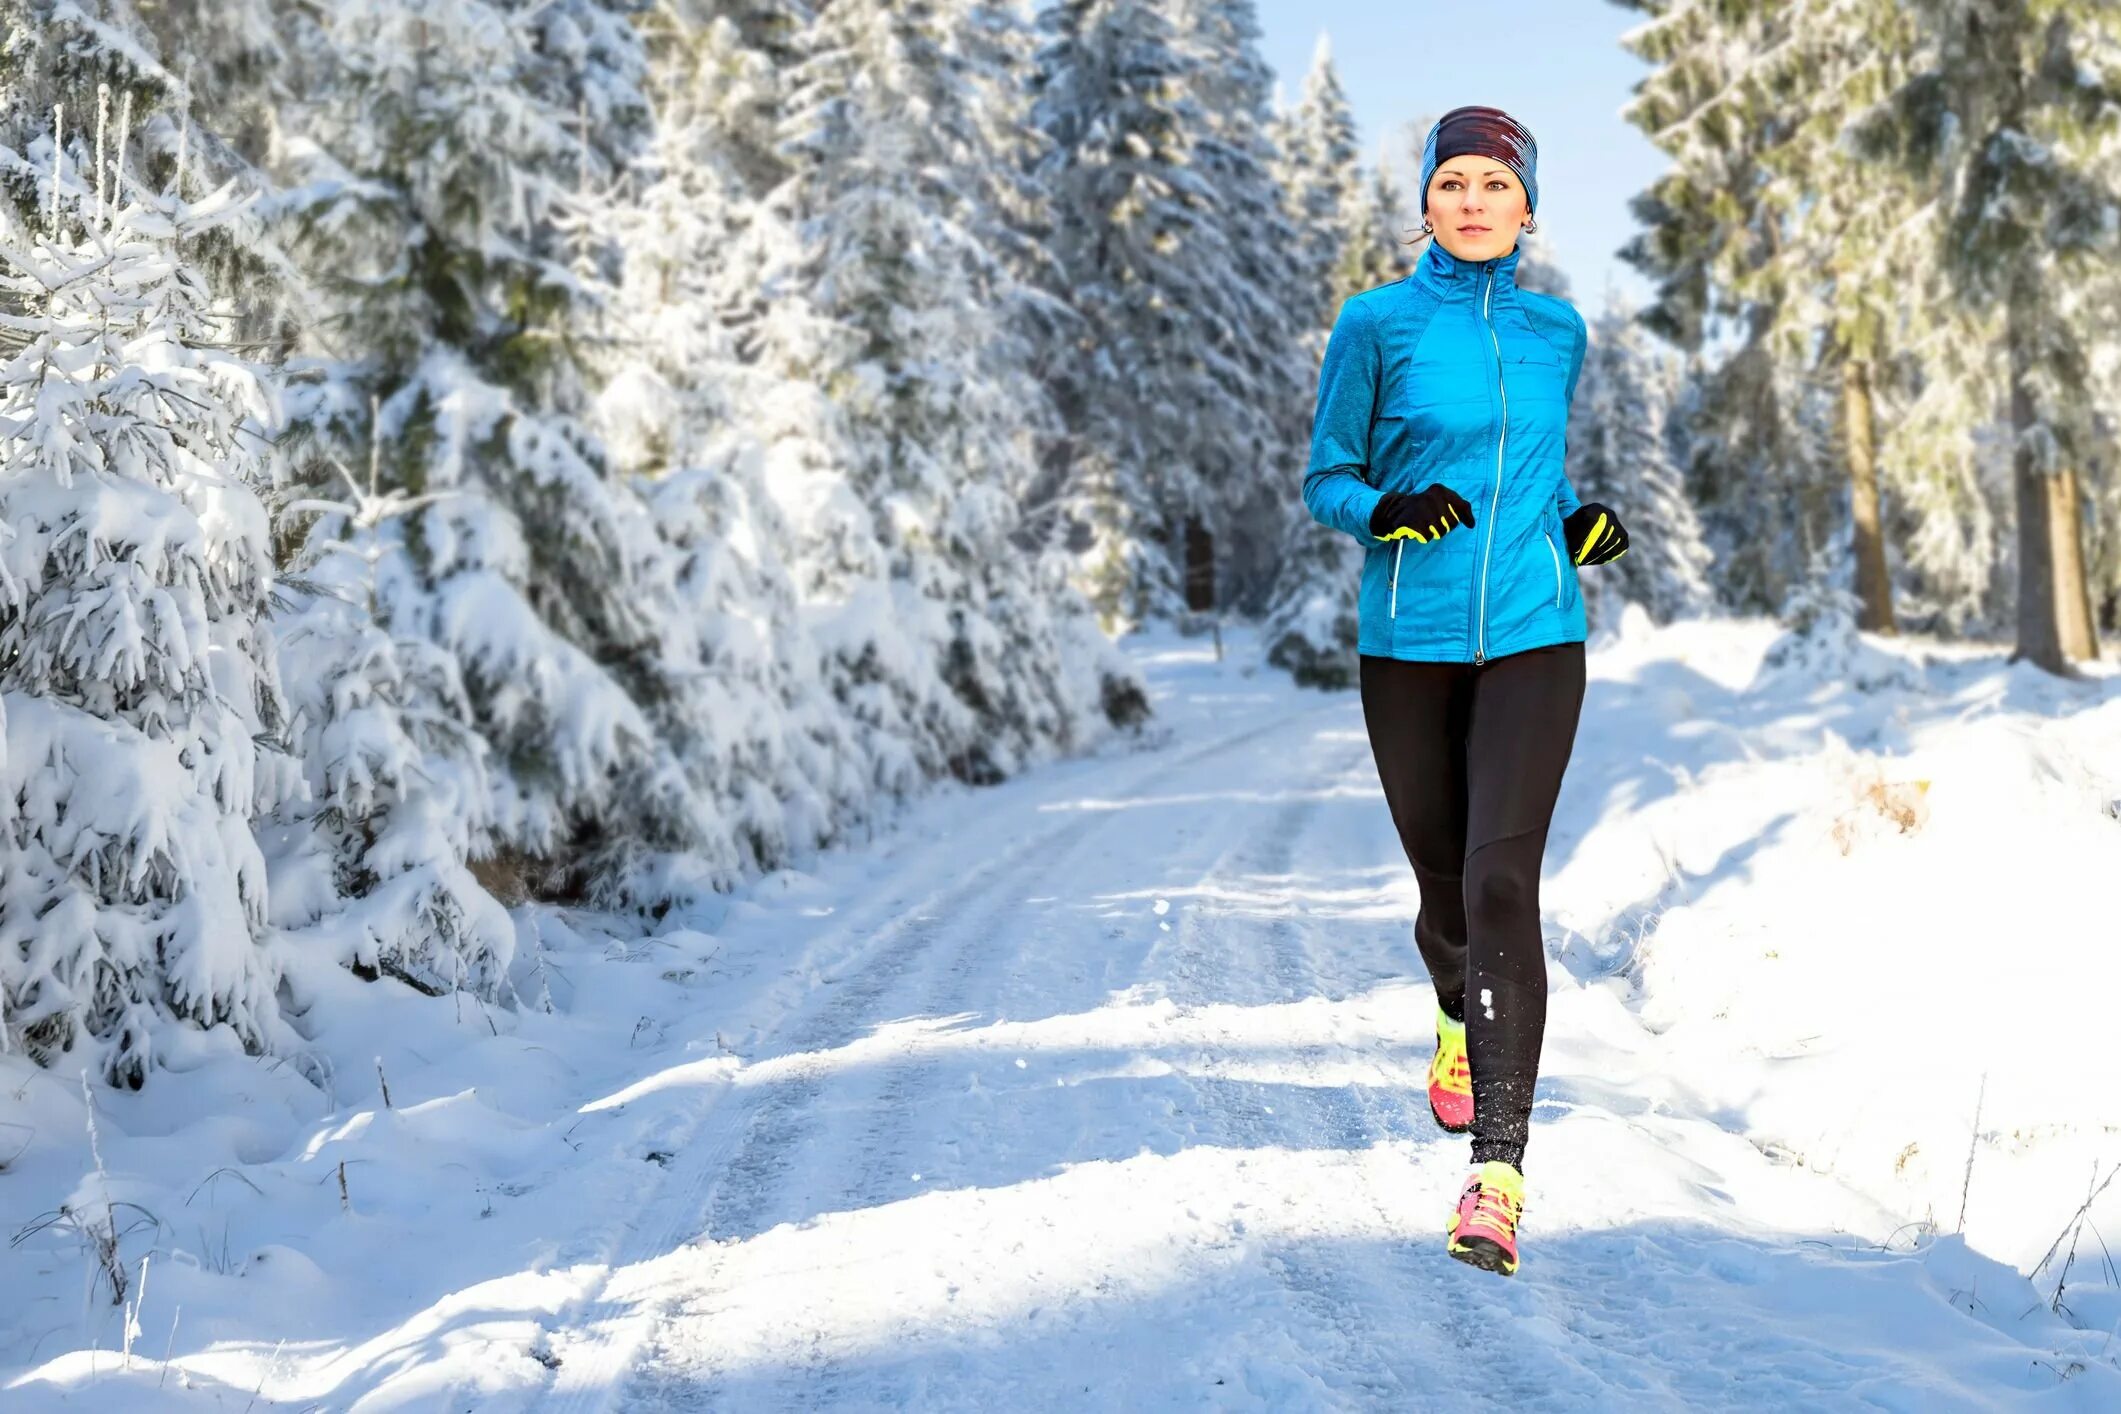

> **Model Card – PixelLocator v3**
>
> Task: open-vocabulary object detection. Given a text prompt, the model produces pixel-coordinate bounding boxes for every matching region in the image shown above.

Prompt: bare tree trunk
[2007,294,2071,673]
[1840,355,1895,635]
[1182,516,1216,613]
[2053,463,2100,661]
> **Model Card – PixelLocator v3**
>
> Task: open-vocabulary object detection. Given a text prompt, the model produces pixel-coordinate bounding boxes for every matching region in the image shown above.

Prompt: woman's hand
[1563,502,1629,566]
[1371,485,1475,544]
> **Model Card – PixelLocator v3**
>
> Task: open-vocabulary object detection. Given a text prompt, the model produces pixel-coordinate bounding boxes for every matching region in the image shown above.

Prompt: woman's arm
[1303,297,1387,542]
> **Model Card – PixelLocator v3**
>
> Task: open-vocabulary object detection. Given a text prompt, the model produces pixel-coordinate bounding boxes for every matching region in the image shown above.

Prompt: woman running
[1301,105,1630,1277]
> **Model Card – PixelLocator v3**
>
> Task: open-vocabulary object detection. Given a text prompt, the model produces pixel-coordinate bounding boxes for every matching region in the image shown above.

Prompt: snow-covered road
[9,618,2119,1411]
[537,631,2118,1411]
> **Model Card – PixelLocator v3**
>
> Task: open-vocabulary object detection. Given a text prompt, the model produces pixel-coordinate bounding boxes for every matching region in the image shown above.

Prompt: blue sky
[1256,0,1667,314]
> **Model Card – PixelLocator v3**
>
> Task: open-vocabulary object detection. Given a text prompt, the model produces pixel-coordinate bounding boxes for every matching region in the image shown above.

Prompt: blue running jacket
[1303,240,1590,664]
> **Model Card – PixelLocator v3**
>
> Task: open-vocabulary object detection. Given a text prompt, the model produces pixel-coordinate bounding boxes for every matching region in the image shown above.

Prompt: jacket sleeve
[1555,304,1589,520]
[1302,296,1385,543]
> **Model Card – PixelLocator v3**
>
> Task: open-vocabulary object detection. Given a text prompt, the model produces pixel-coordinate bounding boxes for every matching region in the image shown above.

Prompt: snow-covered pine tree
[900,0,1149,742]
[1619,0,2039,642]
[1260,41,1403,688]
[1741,0,1919,637]
[277,0,708,907]
[590,0,867,882]
[618,0,811,365]
[1344,142,1416,295]
[0,68,295,1083]
[1568,305,1715,627]
[131,0,284,170]
[759,0,1145,799]
[266,410,513,993]
[1267,46,1416,308]
[1269,37,1358,330]
[1030,0,1251,629]
[2,0,295,354]
[1173,0,1310,614]
[665,0,808,198]
[2080,154,2121,635]
[1867,0,2120,670]
[1512,236,1572,301]
[1616,0,1843,619]
[940,0,1076,511]
[1678,0,2008,642]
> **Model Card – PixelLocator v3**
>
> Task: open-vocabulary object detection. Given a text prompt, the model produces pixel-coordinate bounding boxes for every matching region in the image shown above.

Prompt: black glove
[1370,485,1474,544]
[1563,502,1629,566]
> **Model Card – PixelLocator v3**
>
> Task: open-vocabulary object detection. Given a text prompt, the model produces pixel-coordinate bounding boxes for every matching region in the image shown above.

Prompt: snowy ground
[5,611,2121,1410]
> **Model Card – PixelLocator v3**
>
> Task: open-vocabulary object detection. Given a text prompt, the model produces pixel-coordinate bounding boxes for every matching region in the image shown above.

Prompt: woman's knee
[1466,862,1530,926]
[1463,835,1542,953]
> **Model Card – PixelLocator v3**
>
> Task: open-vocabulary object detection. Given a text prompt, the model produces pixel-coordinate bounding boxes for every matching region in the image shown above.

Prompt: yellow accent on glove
[1378,503,1465,543]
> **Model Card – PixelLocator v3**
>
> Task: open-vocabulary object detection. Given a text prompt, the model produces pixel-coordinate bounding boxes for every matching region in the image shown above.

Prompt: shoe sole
[1448,1235,1518,1276]
[1428,1093,1474,1134]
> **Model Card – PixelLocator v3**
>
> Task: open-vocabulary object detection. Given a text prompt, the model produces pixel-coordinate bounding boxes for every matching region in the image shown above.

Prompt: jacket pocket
[1543,532,1562,609]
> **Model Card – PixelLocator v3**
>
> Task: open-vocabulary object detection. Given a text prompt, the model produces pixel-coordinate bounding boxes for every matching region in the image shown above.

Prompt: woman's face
[1426,158,1530,264]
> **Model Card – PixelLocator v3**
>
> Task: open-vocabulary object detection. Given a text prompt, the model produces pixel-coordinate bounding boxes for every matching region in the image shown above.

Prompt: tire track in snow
[594,699,1558,1410]
[702,709,1427,1408]
[687,702,1333,1248]
[812,725,1357,1211]
[1151,726,1434,1405]
[1148,718,1556,1409]
[704,710,1373,1411]
[614,704,1347,1411]
[546,699,1335,1412]
[1165,728,1735,1412]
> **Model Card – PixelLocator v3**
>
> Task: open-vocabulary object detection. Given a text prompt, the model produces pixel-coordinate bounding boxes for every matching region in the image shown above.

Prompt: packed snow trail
[9,622,2116,1410]
[536,636,2118,1412]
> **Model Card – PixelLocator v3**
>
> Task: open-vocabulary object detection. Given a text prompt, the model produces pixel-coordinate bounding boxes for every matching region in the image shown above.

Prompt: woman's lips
[1458,224,1491,234]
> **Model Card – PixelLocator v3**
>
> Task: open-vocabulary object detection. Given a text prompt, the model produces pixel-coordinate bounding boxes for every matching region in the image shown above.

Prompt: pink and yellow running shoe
[1447,1160,1525,1276]
[1428,1006,1474,1134]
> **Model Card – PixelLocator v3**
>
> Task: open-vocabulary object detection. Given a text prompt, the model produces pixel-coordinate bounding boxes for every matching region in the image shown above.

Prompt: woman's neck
[1417,239,1522,289]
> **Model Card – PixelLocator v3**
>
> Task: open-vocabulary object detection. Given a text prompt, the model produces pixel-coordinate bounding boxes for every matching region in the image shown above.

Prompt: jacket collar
[1411,239,1521,299]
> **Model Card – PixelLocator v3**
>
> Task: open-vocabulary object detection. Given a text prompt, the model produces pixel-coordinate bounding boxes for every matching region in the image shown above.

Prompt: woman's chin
[1435,233,1520,263]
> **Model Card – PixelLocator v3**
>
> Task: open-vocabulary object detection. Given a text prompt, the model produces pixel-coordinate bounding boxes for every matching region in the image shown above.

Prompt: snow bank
[1552,603,2121,1290]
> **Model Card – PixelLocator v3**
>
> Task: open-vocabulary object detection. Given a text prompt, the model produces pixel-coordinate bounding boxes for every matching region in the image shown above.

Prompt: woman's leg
[1357,654,1473,1021]
[1459,641,1586,1172]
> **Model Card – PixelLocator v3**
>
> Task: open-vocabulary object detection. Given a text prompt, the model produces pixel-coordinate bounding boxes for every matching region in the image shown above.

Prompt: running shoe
[1428,1005,1474,1133]
[1447,1160,1525,1276]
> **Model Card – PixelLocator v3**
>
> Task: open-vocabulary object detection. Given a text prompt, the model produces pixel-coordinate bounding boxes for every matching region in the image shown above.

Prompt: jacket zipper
[1390,537,1405,619]
[1544,531,1561,608]
[1473,261,1507,664]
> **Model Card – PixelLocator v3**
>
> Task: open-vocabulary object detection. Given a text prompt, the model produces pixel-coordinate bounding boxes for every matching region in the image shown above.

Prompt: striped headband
[1419,105,1539,215]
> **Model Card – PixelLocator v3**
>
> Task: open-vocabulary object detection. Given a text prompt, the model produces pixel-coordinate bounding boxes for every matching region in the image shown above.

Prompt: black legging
[1359,642,1586,1172]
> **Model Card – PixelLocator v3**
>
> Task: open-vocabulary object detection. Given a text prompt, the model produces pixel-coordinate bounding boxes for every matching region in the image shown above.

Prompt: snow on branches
[0,89,293,1084]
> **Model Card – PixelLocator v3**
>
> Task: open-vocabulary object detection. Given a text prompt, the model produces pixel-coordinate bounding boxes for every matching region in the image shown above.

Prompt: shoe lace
[1434,1038,1471,1087]
[1471,1182,1520,1233]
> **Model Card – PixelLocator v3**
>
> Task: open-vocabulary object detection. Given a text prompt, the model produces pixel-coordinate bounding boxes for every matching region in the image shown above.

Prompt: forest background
[0,0,2116,1086]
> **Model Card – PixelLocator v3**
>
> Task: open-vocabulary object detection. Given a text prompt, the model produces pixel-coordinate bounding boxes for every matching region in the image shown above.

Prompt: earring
[1523,217,1538,234]
[1420,218,1434,236]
